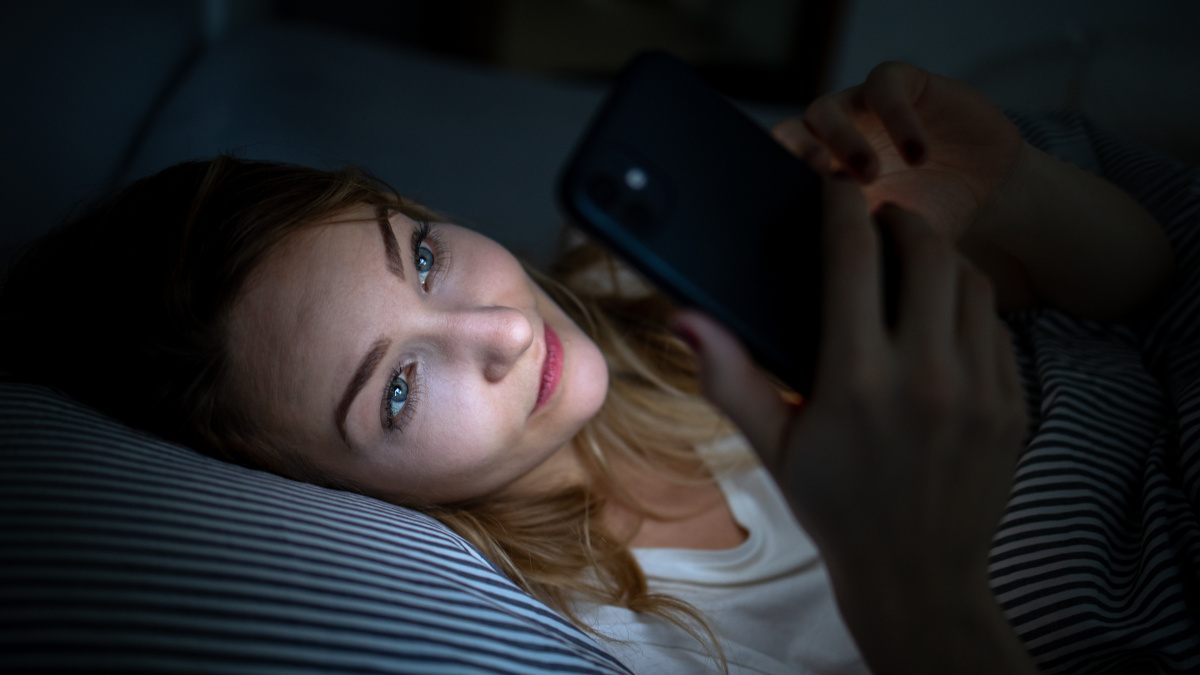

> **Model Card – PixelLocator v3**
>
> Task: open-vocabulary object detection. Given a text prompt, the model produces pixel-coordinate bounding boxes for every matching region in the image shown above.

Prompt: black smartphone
[557,51,898,397]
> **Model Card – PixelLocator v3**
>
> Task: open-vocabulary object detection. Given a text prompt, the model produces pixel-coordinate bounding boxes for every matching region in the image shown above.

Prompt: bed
[3,6,1199,674]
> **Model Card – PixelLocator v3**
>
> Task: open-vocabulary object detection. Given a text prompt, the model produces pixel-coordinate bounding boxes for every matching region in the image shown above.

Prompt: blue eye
[380,220,441,432]
[415,244,434,285]
[386,372,408,422]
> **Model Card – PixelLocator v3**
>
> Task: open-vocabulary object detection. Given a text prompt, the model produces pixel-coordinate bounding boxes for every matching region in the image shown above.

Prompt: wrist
[971,140,1038,241]
[829,566,1037,675]
[970,138,1177,322]
[953,141,1042,312]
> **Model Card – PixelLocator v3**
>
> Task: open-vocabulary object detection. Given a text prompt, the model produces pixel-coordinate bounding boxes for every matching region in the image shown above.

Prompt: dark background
[2,0,1197,269]
[272,0,845,104]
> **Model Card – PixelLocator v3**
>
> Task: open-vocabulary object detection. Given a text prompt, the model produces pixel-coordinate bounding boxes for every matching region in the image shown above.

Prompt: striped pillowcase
[0,381,630,674]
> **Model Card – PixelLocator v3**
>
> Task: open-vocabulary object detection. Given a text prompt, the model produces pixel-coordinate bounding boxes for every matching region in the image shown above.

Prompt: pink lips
[534,323,563,413]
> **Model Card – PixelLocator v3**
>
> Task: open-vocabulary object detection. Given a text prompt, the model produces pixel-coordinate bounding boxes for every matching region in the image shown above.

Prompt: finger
[803,87,878,182]
[956,262,1027,462]
[874,203,956,356]
[862,62,930,165]
[672,310,792,466]
[994,317,1029,449]
[817,173,887,379]
[772,117,834,173]
[955,261,998,404]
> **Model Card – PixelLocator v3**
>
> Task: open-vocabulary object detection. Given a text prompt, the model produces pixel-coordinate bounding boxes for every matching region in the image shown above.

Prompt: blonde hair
[0,156,751,670]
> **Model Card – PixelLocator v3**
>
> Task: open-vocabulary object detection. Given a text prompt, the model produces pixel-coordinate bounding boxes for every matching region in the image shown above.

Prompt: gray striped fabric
[0,382,631,674]
[993,111,1200,673]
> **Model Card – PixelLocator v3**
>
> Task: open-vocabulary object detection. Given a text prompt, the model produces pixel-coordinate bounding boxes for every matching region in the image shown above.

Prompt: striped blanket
[993,111,1200,673]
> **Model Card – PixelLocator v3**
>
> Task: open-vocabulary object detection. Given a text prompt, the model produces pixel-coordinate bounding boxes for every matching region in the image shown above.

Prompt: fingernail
[781,391,806,411]
[672,323,703,354]
[849,153,869,175]
[903,140,924,163]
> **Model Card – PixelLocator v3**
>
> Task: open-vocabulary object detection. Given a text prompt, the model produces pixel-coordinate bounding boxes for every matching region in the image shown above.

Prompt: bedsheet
[993,110,1200,673]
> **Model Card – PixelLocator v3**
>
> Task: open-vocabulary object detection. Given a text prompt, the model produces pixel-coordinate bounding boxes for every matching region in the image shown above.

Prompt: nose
[447,306,534,382]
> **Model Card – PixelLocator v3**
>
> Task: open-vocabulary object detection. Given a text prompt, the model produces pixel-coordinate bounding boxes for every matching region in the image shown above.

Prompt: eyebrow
[377,206,405,281]
[336,337,391,444]
[334,208,408,444]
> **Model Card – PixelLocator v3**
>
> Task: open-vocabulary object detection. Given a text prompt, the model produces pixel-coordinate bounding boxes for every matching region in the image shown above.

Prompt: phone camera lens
[624,167,648,190]
[586,173,620,212]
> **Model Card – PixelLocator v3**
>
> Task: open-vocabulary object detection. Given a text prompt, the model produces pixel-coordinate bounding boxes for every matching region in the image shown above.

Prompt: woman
[0,62,1184,673]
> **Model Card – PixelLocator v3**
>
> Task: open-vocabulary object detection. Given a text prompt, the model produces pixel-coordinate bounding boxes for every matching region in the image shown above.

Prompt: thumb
[672,310,794,467]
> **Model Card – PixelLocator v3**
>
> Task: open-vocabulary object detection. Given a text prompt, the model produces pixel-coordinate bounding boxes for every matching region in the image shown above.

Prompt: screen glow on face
[227,209,610,505]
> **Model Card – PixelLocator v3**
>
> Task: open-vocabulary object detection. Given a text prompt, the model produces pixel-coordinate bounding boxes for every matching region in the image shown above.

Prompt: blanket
[993,110,1200,673]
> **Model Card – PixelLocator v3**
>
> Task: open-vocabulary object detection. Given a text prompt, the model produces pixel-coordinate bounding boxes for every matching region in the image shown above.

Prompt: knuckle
[869,95,906,120]
[910,362,958,422]
[862,77,906,110]
[868,60,914,83]
[804,98,837,126]
[839,356,888,410]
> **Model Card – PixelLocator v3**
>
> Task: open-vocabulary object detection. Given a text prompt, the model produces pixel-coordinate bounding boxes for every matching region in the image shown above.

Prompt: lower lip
[534,323,563,413]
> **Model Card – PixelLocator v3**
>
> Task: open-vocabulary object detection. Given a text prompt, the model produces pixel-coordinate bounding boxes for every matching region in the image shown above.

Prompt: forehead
[226,209,407,428]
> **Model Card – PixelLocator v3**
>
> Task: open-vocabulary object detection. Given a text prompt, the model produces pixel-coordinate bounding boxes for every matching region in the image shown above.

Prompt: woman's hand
[672,174,1034,673]
[773,61,1025,243]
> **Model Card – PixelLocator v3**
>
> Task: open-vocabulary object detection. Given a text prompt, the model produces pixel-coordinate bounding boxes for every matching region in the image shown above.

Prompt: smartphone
[557,51,898,397]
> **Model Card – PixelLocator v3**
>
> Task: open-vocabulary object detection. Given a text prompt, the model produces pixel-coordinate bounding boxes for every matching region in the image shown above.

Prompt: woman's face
[227,206,609,504]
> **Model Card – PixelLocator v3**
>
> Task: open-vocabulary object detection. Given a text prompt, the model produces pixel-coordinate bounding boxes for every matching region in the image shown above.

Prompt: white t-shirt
[576,436,870,674]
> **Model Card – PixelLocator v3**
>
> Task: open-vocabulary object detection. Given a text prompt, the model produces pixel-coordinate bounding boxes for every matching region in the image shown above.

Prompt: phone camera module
[621,199,656,232]
[586,173,621,212]
[584,146,673,236]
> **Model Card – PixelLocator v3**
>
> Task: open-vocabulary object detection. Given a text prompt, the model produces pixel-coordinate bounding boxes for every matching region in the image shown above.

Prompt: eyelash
[383,363,420,432]
[410,219,448,289]
[381,219,447,432]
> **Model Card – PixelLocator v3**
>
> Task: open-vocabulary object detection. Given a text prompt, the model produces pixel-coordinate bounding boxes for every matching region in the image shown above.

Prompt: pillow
[0,380,630,674]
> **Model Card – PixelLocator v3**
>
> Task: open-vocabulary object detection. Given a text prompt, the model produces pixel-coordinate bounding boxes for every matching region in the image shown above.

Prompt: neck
[598,453,747,550]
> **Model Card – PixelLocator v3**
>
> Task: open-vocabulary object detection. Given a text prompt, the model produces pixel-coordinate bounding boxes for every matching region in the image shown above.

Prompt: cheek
[566,332,609,417]
[545,296,609,429]
[471,237,529,286]
[424,387,517,461]
[380,384,530,500]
